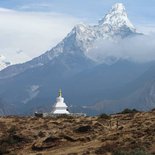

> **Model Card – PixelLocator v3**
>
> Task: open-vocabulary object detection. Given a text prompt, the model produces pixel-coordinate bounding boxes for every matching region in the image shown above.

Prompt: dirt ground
[0,111,155,155]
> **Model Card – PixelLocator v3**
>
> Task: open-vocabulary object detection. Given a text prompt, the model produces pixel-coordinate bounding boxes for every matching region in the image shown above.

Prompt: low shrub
[95,143,118,154]
[119,108,139,114]
[0,142,9,154]
[151,108,155,112]
[8,125,16,134]
[98,113,111,119]
[75,125,92,133]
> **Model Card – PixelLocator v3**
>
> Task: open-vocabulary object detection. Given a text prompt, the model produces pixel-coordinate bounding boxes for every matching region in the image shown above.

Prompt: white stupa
[52,89,70,114]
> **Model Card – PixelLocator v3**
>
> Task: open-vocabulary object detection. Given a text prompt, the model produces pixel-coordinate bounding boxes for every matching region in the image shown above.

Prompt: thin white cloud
[88,34,155,63]
[18,2,54,11]
[137,24,155,34]
[0,8,13,12]
[0,8,80,64]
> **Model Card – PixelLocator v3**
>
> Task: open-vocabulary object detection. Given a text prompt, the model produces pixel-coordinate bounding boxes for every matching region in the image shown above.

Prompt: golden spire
[59,89,62,97]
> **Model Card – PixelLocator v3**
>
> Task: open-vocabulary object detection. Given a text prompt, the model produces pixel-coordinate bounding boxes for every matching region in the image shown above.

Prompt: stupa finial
[59,89,62,97]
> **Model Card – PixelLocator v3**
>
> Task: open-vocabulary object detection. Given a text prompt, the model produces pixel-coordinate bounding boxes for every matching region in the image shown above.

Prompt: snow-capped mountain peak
[111,3,125,12]
[99,3,136,33]
[0,3,140,78]
[66,24,97,50]
[71,24,88,34]
[65,3,137,52]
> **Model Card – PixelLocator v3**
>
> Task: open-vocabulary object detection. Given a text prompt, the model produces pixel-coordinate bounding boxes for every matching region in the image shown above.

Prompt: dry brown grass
[0,111,155,155]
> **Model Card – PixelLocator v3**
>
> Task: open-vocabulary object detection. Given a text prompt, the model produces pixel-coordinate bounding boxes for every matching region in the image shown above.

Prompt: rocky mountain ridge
[0,3,154,115]
[0,3,139,78]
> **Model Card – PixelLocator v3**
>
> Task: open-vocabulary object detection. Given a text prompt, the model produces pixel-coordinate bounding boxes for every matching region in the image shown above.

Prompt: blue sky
[0,0,155,64]
[0,0,155,24]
